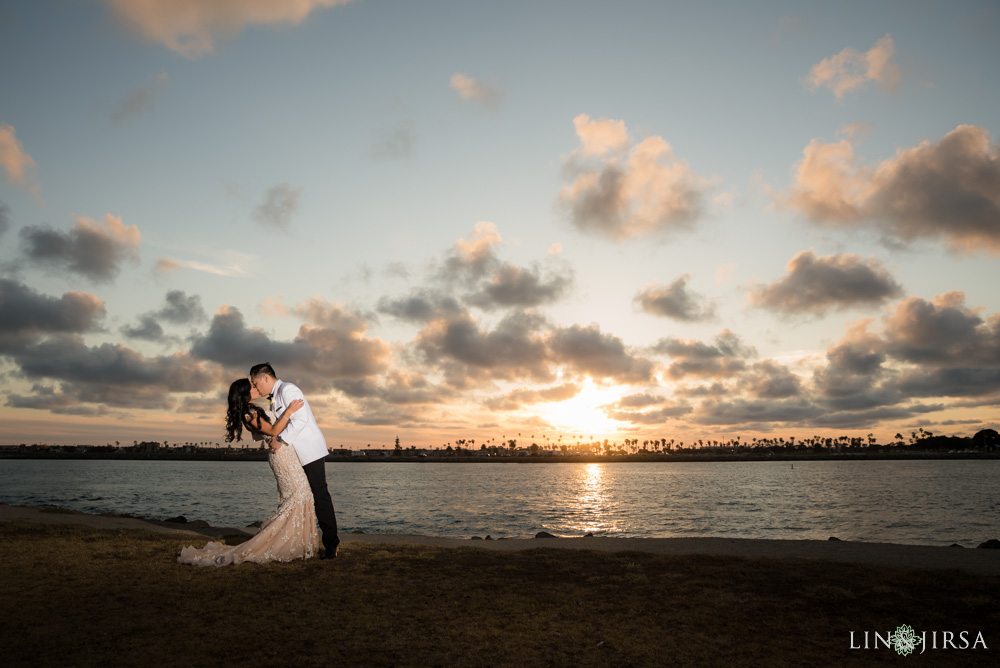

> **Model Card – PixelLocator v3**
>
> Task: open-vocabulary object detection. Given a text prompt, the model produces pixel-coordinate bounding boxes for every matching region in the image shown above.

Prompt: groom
[249,363,340,559]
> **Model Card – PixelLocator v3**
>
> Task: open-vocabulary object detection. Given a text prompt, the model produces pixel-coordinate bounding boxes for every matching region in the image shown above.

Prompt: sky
[1,0,998,448]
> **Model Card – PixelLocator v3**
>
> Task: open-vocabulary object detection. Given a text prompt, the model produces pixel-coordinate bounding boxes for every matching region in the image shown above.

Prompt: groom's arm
[276,383,310,443]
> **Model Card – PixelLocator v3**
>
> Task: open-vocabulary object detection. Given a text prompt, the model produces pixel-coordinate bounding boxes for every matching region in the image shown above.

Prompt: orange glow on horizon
[533,380,626,439]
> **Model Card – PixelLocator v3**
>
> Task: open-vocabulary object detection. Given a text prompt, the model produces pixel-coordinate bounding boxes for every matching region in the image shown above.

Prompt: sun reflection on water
[570,463,621,535]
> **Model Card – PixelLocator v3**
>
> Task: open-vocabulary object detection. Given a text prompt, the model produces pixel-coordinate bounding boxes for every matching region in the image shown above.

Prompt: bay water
[0,459,996,547]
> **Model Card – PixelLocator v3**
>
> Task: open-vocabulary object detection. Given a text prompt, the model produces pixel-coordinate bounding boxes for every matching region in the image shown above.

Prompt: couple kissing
[178,363,340,566]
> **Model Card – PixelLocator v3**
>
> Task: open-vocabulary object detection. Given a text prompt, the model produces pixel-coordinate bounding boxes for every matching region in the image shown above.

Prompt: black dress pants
[302,457,339,551]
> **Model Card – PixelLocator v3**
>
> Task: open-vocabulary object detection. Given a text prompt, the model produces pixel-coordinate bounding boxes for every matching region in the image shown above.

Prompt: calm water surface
[0,459,996,546]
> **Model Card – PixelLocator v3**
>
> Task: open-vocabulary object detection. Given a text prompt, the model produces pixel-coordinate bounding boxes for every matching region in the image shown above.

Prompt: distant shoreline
[2,451,997,463]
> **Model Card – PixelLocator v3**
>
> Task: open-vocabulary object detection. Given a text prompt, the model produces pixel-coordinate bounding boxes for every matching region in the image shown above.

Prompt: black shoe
[321,543,340,559]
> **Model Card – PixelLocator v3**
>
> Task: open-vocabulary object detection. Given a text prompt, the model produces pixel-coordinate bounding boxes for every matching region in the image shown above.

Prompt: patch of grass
[1,522,996,667]
[217,532,256,544]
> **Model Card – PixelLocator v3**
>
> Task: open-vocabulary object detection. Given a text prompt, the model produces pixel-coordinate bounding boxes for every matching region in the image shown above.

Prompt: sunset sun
[535,380,626,437]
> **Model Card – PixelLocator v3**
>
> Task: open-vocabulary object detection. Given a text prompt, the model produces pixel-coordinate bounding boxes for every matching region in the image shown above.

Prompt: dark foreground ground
[1,517,996,667]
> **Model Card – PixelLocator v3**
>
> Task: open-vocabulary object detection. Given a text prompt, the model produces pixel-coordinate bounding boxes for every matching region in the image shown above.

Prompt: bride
[178,378,320,566]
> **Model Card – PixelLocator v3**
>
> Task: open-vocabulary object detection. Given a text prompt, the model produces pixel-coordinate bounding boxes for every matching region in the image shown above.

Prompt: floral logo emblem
[889,624,922,656]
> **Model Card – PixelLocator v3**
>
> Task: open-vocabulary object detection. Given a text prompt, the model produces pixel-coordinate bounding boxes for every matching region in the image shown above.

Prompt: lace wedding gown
[178,434,319,567]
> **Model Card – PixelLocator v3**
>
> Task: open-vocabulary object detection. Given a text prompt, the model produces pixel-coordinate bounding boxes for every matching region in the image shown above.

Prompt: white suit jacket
[271,379,328,466]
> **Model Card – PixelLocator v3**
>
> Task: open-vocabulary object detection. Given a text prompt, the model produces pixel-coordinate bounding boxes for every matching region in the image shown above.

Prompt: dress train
[178,443,319,566]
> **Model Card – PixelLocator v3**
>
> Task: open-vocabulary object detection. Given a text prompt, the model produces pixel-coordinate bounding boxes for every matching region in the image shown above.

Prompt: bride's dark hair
[225,378,266,443]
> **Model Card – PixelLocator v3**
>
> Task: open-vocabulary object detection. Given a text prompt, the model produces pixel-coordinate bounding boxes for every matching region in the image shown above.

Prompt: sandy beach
[2,503,996,577]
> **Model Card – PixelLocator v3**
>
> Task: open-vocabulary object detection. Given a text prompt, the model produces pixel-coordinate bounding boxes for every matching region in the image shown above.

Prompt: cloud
[153,258,180,275]
[0,200,9,238]
[484,383,580,412]
[121,315,167,342]
[175,394,224,417]
[838,122,875,141]
[607,402,693,425]
[689,396,822,427]
[0,283,223,416]
[572,114,629,156]
[440,221,503,280]
[593,293,1000,431]
[749,250,903,316]
[0,124,40,197]
[380,222,572,340]
[378,221,652,388]
[560,115,713,240]
[8,333,221,410]
[777,125,1000,254]
[675,382,729,398]
[340,405,425,427]
[159,290,207,324]
[253,183,302,228]
[615,393,664,409]
[549,324,654,384]
[189,304,391,389]
[19,214,140,282]
[6,384,112,417]
[744,360,803,399]
[466,263,572,311]
[605,393,694,426]
[809,403,945,430]
[334,369,452,406]
[378,291,465,323]
[379,222,614,389]
[111,71,169,124]
[102,0,354,58]
[776,138,871,222]
[812,321,888,400]
[449,73,503,109]
[881,291,1000,366]
[866,126,1000,253]
[652,329,756,379]
[891,367,1000,400]
[805,34,902,100]
[189,306,289,368]
[296,320,393,380]
[416,310,552,384]
[643,313,975,430]
[634,274,716,322]
[153,251,252,278]
[0,279,106,353]
[430,222,573,310]
[122,290,206,341]
[371,119,416,160]
[812,292,1000,409]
